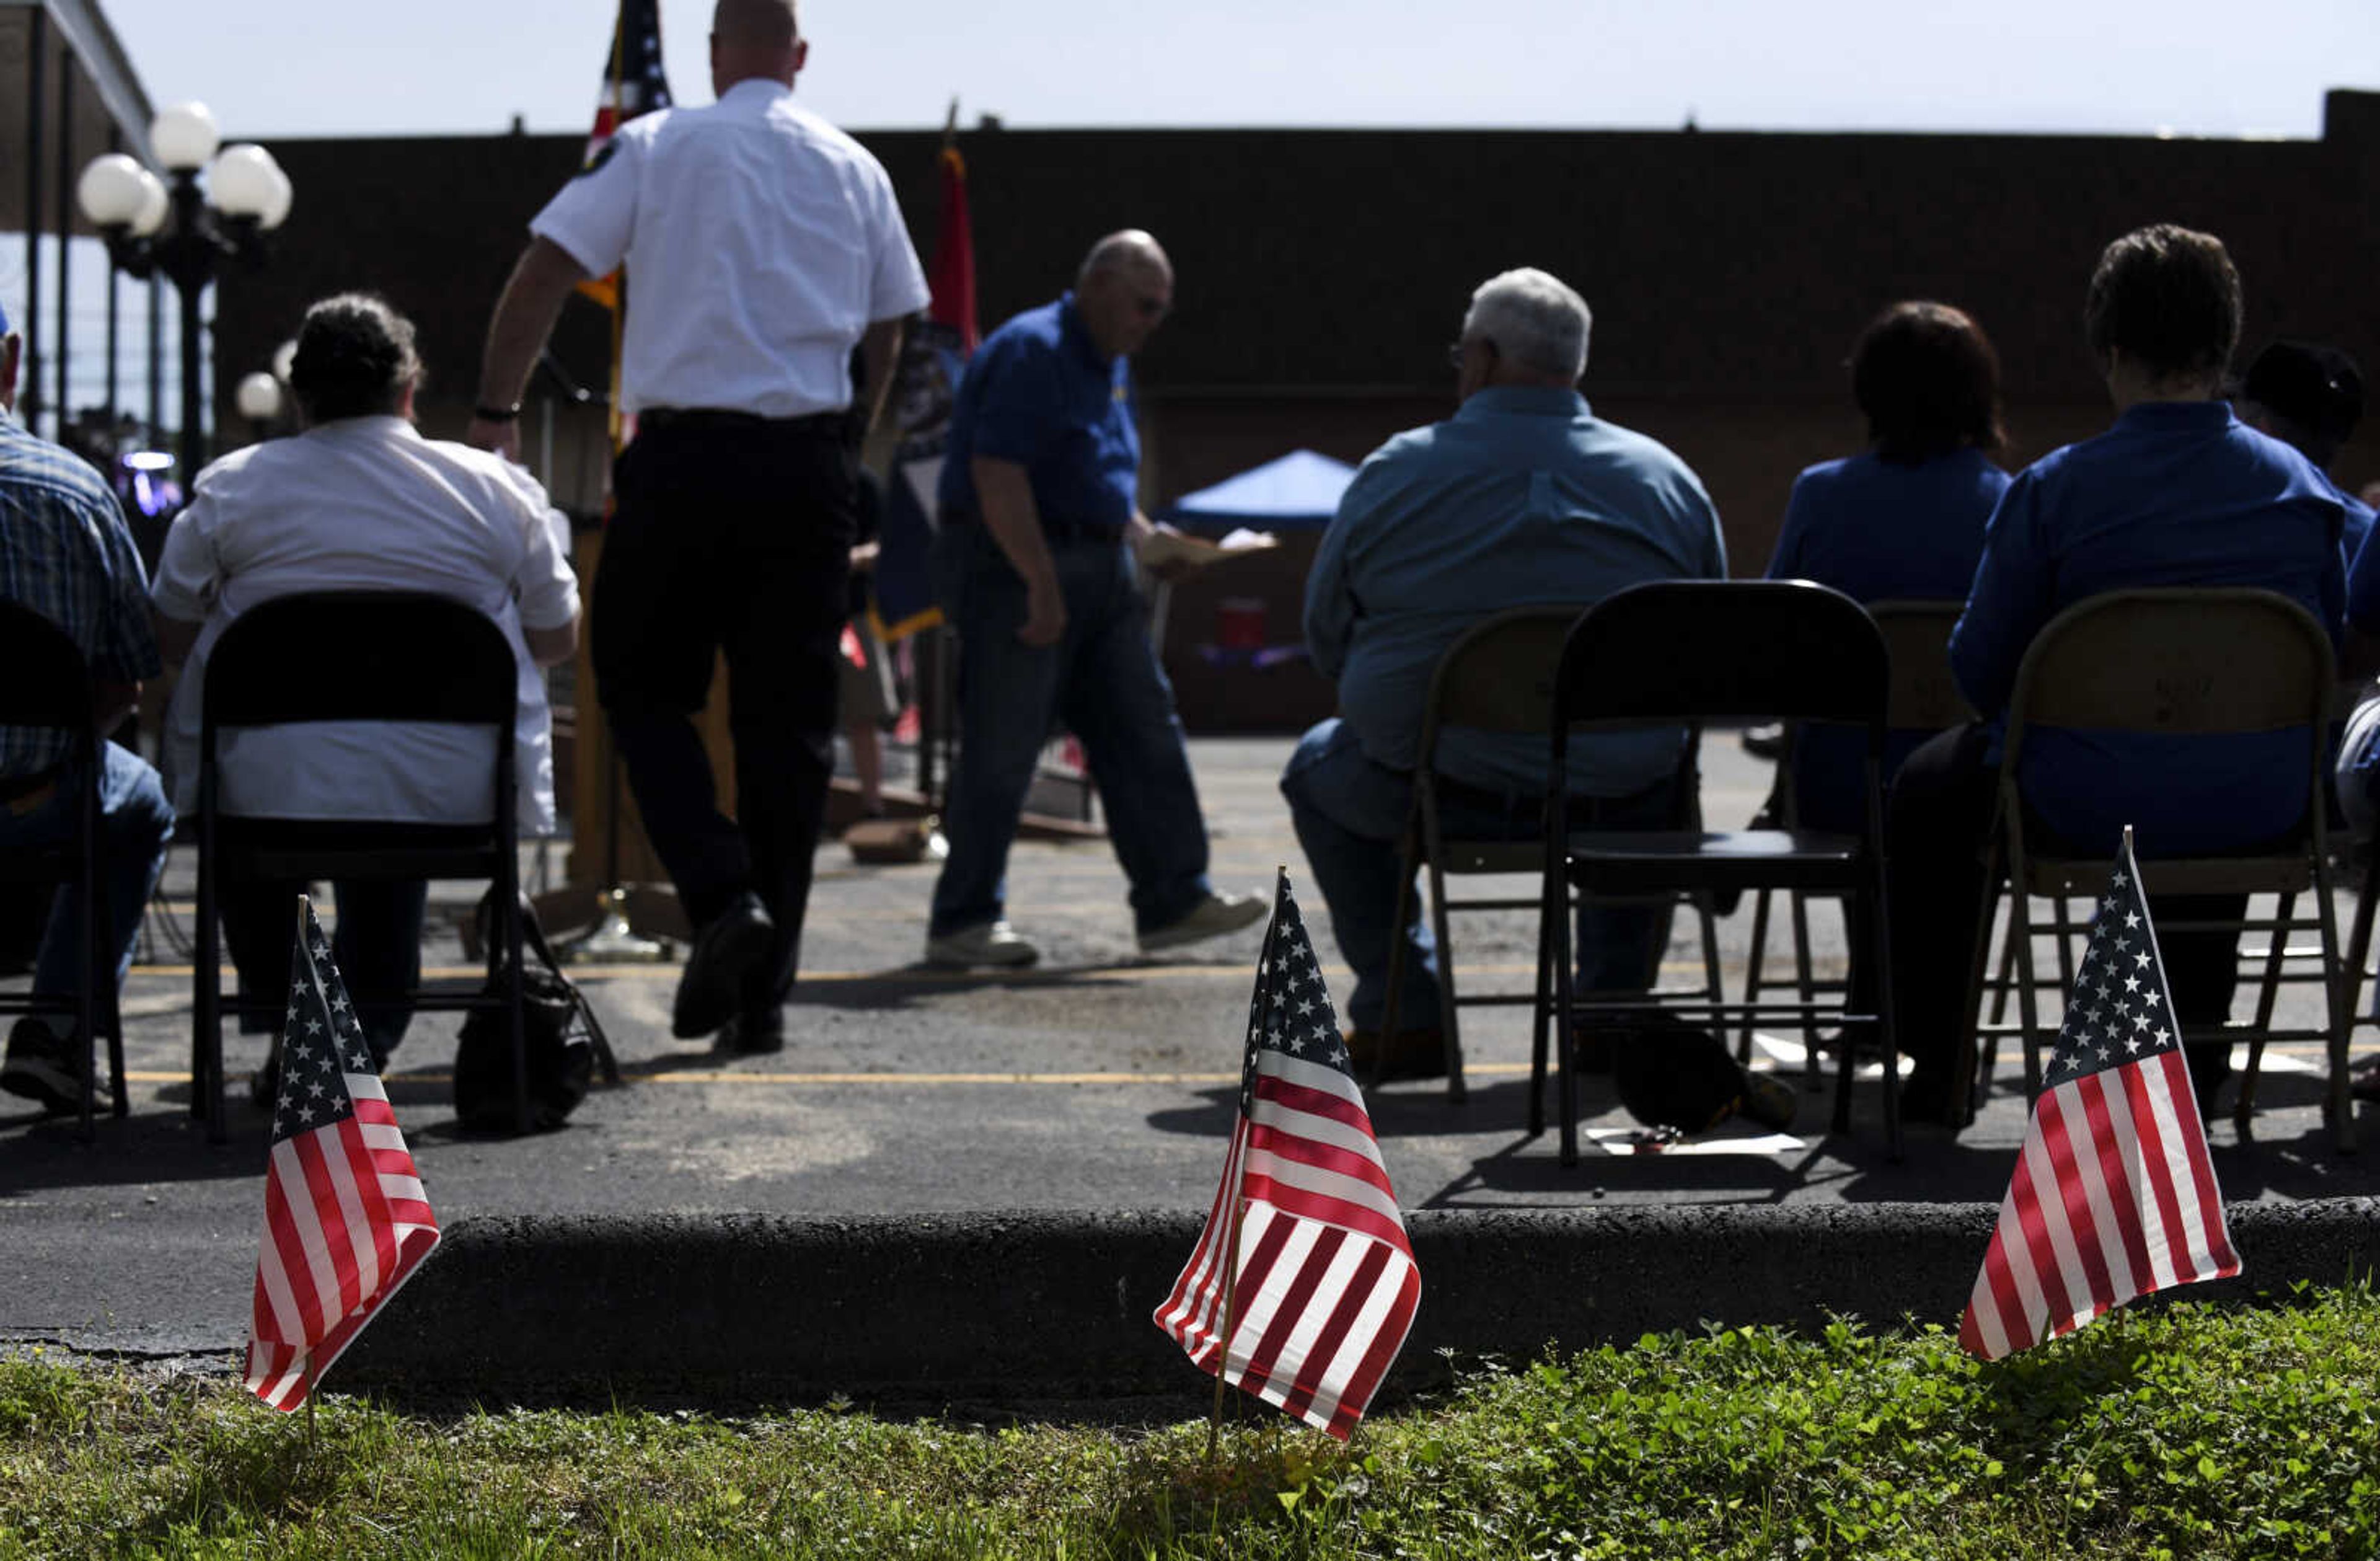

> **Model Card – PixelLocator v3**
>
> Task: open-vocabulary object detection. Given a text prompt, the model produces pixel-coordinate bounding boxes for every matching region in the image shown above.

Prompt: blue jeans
[928,523,1212,937]
[1280,719,1675,1030]
[0,742,173,1007]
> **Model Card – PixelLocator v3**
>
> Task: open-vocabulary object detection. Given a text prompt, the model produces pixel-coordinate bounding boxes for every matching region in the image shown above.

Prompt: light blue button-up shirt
[1304,385,1727,796]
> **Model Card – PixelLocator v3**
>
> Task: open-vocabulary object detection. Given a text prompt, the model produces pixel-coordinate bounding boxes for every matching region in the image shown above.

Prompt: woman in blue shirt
[1766,301,2011,831]
[1887,225,2347,1128]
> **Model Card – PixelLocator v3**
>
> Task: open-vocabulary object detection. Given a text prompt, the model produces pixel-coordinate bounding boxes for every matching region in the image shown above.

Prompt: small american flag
[1959,833,2239,1360]
[1155,870,1420,1439]
[244,898,440,1411]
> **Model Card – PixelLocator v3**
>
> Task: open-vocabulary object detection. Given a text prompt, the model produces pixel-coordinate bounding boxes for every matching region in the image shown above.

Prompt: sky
[89,0,2380,141]
[9,0,2375,448]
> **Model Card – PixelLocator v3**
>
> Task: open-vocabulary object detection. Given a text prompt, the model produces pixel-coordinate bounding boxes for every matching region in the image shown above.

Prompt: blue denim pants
[1280,719,1675,1031]
[0,741,173,1008]
[927,522,1213,938]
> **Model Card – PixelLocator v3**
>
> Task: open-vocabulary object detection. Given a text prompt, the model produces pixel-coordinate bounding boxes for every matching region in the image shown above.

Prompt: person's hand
[849,540,882,573]
[1017,577,1067,647]
[1130,517,1197,584]
[465,417,522,463]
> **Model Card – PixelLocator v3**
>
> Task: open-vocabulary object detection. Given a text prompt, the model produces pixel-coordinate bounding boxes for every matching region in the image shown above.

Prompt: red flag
[1155,871,1420,1439]
[244,897,440,1410]
[928,144,978,350]
[1959,833,2239,1360]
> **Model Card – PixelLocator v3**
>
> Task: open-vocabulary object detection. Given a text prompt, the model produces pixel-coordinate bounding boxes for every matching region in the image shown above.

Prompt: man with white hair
[1286,267,1726,1080]
[924,230,1264,968]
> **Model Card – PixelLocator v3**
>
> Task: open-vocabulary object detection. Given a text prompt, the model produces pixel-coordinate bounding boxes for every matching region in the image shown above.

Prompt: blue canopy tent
[1155,450,1354,730]
[1161,448,1356,530]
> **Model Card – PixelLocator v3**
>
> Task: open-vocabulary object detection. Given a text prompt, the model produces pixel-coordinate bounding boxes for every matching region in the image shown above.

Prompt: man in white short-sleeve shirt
[153,293,580,1072]
[467,0,928,1055]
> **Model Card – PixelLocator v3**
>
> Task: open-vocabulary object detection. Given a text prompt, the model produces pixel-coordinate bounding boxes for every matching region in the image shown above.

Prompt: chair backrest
[1866,599,1977,730]
[0,599,96,732]
[1554,580,1889,729]
[201,591,517,735]
[1414,605,1582,767]
[2000,588,2334,766]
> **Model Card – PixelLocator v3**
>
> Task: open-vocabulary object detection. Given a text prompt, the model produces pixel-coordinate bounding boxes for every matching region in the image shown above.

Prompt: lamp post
[77,103,290,488]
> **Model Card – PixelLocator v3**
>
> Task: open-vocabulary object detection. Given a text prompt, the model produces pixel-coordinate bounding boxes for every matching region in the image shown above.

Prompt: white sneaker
[925,919,1041,968]
[1139,891,1268,954]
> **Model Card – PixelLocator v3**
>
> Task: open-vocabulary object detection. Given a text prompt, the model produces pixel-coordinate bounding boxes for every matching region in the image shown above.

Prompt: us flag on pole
[574,0,673,312]
[244,897,440,1410]
[1155,870,1420,1439]
[1959,831,2239,1360]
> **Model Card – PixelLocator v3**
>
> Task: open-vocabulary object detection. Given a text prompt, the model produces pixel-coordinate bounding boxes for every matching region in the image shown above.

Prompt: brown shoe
[1344,1027,1448,1083]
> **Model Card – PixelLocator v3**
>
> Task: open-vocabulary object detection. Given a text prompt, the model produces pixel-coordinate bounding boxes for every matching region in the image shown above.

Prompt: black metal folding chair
[1379,604,1727,1102]
[1740,599,1972,1081]
[193,591,531,1143]
[0,601,125,1142]
[1539,580,1897,1165]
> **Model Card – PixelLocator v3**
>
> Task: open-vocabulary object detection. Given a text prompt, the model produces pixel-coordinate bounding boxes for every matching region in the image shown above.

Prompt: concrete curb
[338,1200,2380,1406]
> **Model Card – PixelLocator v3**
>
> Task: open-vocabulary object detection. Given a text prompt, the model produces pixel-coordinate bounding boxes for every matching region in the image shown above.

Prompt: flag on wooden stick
[1959,829,2239,1360]
[244,897,441,1410]
[1155,869,1420,1439]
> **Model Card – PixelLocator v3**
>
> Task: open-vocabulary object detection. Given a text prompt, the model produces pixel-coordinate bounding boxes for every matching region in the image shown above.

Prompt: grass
[3,1285,2378,1559]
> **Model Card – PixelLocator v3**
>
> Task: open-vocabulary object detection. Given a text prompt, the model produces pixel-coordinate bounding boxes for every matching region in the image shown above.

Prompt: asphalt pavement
[3,733,2374,1397]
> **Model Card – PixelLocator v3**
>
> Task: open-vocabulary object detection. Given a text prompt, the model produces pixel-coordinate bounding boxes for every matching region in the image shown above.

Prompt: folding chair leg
[1790,890,1822,1092]
[2249,891,2294,1037]
[1869,864,1902,1162]
[193,819,227,1145]
[2011,890,2045,1105]
[1957,839,2007,1118]
[1426,856,1468,1104]
[74,795,98,1146]
[1547,870,1580,1167]
[1528,885,1554,1137]
[2342,853,2379,1029]
[1739,887,1773,1064]
[2315,865,2356,1154]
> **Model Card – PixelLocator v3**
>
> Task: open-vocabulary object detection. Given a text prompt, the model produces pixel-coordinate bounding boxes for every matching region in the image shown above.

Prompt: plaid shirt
[0,418,162,776]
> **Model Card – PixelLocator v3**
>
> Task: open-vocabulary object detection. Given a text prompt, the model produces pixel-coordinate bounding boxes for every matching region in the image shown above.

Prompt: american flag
[244,898,440,1411]
[586,0,671,161]
[575,0,674,312]
[1154,870,1420,1439]
[1959,833,2239,1360]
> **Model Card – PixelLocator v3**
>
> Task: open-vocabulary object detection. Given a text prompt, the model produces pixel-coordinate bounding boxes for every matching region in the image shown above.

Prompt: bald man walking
[925,233,1262,967]
[470,0,929,1051]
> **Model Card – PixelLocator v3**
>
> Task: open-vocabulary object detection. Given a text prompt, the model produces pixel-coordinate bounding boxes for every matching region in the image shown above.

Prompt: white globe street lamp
[78,108,289,481]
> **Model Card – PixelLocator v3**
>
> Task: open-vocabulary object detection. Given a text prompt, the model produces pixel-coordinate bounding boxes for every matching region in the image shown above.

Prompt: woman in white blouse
[151,293,581,1076]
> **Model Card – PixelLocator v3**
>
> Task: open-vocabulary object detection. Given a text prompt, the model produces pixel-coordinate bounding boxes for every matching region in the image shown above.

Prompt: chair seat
[1562,827,1866,893]
[2016,852,2317,899]
[1426,838,1542,875]
[214,818,501,883]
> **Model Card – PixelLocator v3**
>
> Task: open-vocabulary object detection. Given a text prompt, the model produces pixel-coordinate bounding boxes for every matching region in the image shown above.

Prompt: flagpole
[1209,870,1285,1461]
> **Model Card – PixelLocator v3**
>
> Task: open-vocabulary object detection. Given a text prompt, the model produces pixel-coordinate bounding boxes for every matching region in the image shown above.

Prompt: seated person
[1888,225,2347,1126]
[2234,339,2371,562]
[0,301,174,1117]
[1284,267,1727,1079]
[151,293,580,1078]
[1765,301,2011,831]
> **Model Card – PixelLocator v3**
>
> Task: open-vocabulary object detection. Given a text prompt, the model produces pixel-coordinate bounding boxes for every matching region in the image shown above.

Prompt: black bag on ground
[1608,1011,1796,1134]
[453,892,610,1133]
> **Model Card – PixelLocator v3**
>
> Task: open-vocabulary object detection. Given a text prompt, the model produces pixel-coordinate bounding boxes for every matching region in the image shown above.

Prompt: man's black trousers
[593,413,855,1024]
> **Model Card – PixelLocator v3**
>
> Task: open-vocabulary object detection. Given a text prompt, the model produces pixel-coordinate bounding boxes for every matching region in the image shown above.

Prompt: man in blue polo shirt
[925,231,1263,967]
[1888,224,2348,1127]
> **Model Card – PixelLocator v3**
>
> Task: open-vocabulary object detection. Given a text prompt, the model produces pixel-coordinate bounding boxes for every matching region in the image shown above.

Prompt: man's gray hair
[1461,268,1592,382]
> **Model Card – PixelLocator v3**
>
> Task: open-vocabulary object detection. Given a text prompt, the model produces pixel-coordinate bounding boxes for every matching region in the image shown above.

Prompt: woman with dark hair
[1766,301,2012,829]
[151,293,583,1082]
[1884,225,2348,1126]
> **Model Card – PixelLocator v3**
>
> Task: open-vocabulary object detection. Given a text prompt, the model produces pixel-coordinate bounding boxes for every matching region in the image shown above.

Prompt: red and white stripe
[245,1064,439,1411]
[1157,1050,1420,1439]
[1959,1048,2237,1360]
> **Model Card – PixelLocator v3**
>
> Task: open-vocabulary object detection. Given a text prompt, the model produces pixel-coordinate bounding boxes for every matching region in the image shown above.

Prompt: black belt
[637,407,847,436]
